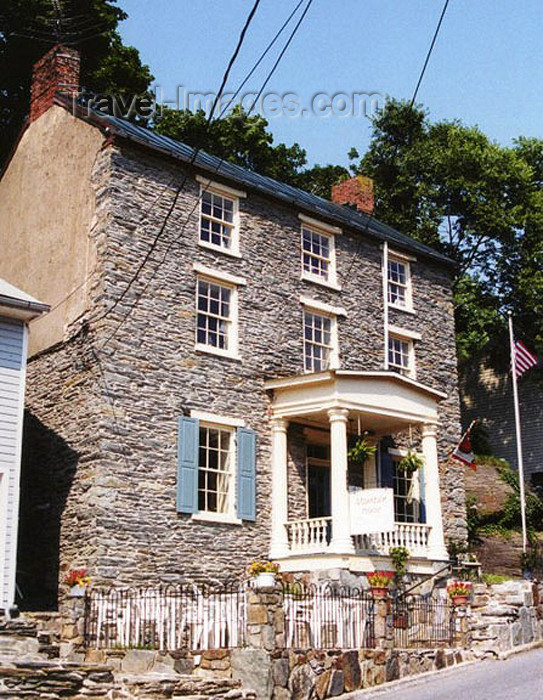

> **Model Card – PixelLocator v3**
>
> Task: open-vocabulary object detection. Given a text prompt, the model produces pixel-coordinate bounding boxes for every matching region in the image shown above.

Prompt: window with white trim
[388,334,414,376]
[198,423,235,515]
[196,277,236,354]
[303,309,335,372]
[200,187,239,255]
[392,459,419,523]
[387,257,412,310]
[301,225,337,286]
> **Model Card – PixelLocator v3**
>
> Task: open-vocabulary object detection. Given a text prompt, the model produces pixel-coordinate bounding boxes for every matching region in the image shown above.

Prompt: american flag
[513,340,538,379]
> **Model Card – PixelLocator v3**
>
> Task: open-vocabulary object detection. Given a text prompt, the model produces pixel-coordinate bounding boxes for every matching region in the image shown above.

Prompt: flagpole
[508,311,528,553]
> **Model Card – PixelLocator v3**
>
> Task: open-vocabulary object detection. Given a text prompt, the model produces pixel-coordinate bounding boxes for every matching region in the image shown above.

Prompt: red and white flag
[452,423,476,471]
[512,340,538,379]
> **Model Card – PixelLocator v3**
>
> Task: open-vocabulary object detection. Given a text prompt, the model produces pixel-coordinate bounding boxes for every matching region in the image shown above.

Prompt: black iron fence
[84,582,247,651]
[391,594,455,649]
[283,583,376,649]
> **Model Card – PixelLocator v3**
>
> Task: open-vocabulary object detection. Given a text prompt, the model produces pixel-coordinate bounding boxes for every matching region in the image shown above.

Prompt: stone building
[0,46,466,609]
[461,360,543,485]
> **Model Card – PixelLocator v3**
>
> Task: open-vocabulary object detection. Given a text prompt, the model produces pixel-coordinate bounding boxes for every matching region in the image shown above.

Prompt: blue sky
[119,0,543,168]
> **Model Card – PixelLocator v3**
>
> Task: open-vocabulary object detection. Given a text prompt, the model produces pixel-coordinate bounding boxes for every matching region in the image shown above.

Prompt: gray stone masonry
[21,139,466,598]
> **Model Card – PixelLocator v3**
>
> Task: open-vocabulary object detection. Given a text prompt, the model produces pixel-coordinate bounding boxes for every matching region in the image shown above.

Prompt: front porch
[265,370,450,573]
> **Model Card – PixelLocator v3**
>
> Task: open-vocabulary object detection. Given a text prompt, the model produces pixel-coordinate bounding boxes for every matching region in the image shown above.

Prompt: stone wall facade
[19,131,466,599]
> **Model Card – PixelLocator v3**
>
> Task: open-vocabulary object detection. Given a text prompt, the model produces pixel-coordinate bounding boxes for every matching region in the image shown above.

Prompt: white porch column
[269,418,290,559]
[421,423,448,561]
[328,408,355,554]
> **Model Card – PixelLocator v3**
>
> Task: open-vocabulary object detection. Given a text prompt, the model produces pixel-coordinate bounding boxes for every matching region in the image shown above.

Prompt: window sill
[191,512,243,525]
[198,240,242,259]
[301,273,342,292]
[195,344,242,361]
[388,303,416,315]
[389,366,416,380]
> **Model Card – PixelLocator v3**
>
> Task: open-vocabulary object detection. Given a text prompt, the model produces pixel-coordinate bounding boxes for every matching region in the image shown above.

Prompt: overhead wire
[94,0,314,347]
[338,0,452,289]
[41,0,307,319]
[94,0,264,324]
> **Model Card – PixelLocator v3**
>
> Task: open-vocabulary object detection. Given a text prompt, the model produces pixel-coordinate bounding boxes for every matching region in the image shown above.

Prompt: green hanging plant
[347,437,376,465]
[397,452,424,474]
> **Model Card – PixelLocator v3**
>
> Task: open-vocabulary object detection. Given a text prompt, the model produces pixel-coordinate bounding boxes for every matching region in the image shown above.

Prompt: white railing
[286,517,332,553]
[353,523,431,557]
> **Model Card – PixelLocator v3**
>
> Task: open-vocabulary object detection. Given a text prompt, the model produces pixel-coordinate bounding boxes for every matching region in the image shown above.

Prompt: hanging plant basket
[347,437,376,465]
[397,452,424,475]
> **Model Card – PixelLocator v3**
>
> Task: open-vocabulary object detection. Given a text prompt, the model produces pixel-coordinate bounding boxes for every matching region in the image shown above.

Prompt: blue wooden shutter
[380,449,395,488]
[418,465,427,523]
[237,427,256,521]
[177,417,199,513]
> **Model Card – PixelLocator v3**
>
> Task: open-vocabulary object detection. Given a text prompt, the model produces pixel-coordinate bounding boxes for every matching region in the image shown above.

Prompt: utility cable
[97,0,313,350]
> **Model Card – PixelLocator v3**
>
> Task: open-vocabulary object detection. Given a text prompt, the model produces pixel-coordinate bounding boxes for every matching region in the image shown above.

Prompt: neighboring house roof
[62,97,455,268]
[0,278,50,321]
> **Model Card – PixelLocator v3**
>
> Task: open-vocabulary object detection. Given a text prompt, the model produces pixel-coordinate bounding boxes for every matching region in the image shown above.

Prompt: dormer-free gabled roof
[60,96,454,267]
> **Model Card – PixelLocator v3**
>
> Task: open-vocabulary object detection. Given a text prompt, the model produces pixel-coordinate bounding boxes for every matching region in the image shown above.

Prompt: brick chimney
[29,44,80,122]
[331,175,374,215]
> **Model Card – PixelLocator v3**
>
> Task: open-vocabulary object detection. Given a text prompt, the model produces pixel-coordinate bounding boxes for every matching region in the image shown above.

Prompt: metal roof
[0,278,50,319]
[67,98,454,267]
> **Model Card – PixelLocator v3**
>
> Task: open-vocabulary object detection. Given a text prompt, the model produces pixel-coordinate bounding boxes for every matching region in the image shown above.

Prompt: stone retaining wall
[469,580,543,655]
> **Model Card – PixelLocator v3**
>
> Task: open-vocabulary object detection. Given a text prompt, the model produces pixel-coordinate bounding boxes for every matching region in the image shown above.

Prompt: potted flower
[248,560,280,588]
[446,580,473,606]
[347,437,376,465]
[397,452,424,475]
[64,568,91,597]
[366,570,394,599]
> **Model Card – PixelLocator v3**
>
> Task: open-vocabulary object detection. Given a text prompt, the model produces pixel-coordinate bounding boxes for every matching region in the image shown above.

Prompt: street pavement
[348,646,543,700]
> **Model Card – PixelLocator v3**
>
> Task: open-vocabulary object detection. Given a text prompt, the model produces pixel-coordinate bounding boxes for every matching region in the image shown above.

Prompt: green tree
[356,99,543,361]
[154,105,308,185]
[0,0,153,168]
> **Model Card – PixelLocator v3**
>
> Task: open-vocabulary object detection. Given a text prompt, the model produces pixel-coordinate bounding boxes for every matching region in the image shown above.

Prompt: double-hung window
[197,177,244,257]
[304,310,333,372]
[197,278,232,351]
[194,264,245,359]
[177,413,257,523]
[299,215,341,289]
[387,255,413,311]
[301,298,345,373]
[198,423,234,515]
[388,333,415,377]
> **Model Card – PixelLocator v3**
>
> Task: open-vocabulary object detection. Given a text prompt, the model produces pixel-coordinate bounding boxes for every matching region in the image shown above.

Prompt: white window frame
[197,177,245,258]
[388,332,416,378]
[190,413,243,525]
[194,266,243,360]
[387,252,414,313]
[299,216,341,290]
[301,300,341,373]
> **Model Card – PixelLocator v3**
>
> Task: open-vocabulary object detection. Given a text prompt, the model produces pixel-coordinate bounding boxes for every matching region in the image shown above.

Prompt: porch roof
[264,370,446,432]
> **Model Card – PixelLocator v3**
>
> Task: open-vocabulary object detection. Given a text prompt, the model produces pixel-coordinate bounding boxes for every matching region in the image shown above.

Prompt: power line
[410,0,451,107]
[96,0,316,351]
[96,0,263,324]
[339,0,452,289]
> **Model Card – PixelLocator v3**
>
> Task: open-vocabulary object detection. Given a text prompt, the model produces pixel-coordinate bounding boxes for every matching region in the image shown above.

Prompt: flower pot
[451,594,469,606]
[393,612,408,629]
[370,586,389,600]
[254,572,277,589]
[69,584,87,597]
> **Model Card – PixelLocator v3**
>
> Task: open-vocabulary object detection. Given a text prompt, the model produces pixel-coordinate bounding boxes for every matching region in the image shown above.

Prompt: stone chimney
[331,175,374,215]
[29,44,80,122]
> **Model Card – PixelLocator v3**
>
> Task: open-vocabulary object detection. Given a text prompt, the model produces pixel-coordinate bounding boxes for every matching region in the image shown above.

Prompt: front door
[307,443,331,518]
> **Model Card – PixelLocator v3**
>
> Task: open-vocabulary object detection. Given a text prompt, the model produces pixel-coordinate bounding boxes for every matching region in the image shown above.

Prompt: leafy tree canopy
[355,98,543,364]
[153,105,349,197]
[0,0,153,167]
